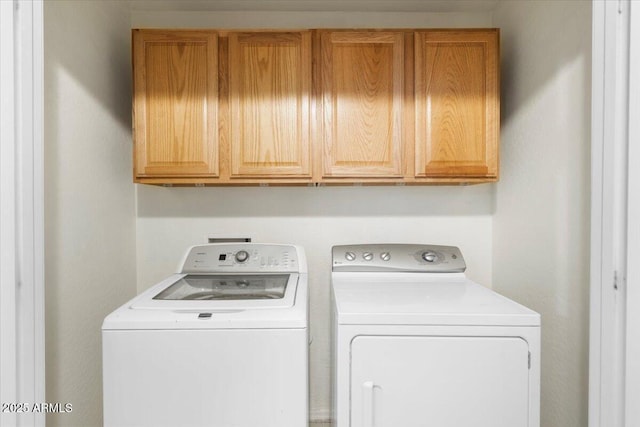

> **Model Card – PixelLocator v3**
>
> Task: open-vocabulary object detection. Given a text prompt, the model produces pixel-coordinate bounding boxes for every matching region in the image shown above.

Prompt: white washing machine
[331,244,540,427]
[102,243,308,427]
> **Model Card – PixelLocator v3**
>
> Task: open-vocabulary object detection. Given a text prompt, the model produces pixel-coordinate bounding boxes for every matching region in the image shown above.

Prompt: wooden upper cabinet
[130,28,500,185]
[414,29,499,179]
[133,30,219,179]
[320,31,405,178]
[228,32,312,178]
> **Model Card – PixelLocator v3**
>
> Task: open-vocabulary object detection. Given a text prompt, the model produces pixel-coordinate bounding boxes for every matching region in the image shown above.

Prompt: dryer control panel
[332,244,466,273]
[180,244,301,273]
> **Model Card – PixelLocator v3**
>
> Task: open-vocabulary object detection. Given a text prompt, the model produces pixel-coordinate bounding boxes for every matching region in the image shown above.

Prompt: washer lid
[332,273,540,327]
[103,273,308,330]
[131,273,298,310]
[154,274,289,301]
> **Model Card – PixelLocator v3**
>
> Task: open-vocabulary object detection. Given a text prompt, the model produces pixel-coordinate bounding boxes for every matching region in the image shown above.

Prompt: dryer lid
[332,274,540,327]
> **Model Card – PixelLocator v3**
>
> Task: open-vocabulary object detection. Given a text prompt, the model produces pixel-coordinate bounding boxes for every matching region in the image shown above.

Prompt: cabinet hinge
[614,270,619,290]
[528,351,531,369]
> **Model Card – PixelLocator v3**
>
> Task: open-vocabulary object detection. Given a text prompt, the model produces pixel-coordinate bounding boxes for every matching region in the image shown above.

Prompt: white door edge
[590,1,635,426]
[1,1,19,424]
[624,2,640,425]
[0,1,45,426]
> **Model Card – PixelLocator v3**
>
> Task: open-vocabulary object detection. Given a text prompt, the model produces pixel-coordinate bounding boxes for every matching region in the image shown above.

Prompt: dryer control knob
[345,252,356,261]
[380,252,391,261]
[421,251,437,263]
[363,252,374,261]
[235,250,250,263]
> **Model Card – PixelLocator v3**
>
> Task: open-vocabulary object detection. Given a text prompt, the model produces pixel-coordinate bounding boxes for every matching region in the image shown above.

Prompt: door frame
[0,1,45,426]
[589,1,638,426]
[624,1,640,425]
[0,1,19,421]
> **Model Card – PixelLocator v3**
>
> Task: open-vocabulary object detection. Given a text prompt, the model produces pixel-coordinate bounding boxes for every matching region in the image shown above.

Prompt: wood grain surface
[320,31,405,178]
[415,29,499,178]
[133,30,218,178]
[228,32,311,177]
[132,28,499,185]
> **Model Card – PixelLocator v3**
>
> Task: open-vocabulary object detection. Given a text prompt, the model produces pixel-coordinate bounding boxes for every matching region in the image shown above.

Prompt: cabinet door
[228,32,311,178]
[415,30,499,178]
[320,31,405,178]
[351,336,529,427]
[133,30,218,178]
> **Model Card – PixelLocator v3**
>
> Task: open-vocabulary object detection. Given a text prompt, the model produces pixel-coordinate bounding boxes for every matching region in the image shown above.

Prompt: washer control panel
[332,244,466,273]
[180,244,299,273]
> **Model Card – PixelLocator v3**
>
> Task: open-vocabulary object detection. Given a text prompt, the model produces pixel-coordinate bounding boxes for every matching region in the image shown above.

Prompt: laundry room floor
[310,423,330,426]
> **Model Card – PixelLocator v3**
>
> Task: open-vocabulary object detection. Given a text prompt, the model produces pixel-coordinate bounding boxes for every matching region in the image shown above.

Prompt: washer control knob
[345,252,356,261]
[421,251,437,263]
[380,252,391,261]
[235,250,250,263]
[363,252,374,261]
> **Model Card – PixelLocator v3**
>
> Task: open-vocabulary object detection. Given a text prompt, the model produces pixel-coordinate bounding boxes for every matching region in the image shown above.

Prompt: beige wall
[493,1,591,426]
[44,1,136,426]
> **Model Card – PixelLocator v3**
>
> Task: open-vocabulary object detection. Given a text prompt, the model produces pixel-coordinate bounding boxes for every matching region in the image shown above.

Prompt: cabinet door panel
[133,30,218,177]
[229,32,311,177]
[321,32,404,178]
[351,336,529,427]
[415,30,499,178]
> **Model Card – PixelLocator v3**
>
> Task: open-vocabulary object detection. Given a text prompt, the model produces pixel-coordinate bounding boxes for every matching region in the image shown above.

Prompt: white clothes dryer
[102,243,308,427]
[331,244,540,427]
